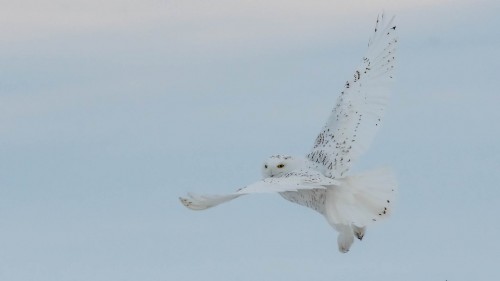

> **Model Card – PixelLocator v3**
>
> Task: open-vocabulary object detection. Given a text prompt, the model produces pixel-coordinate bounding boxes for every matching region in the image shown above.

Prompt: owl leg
[336,225,355,253]
[352,225,366,240]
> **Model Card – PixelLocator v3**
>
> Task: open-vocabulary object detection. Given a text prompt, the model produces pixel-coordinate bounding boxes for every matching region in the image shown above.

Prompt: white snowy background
[1,0,499,280]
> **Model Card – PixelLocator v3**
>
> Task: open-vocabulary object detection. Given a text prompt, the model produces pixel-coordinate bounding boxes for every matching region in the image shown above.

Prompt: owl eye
[264,164,268,169]
[277,164,285,168]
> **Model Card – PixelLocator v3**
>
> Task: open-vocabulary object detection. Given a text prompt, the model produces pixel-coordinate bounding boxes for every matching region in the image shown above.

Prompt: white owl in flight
[180,14,398,253]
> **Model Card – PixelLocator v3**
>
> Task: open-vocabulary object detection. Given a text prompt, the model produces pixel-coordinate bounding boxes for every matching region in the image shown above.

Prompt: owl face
[261,155,302,178]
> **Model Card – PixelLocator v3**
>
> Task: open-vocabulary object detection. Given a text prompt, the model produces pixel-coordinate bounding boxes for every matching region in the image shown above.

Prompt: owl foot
[353,225,366,241]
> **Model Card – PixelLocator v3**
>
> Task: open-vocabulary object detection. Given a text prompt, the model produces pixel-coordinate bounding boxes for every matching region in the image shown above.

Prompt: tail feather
[324,167,397,252]
[325,167,398,227]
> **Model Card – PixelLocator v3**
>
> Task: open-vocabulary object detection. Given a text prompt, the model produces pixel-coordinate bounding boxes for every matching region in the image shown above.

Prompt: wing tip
[179,194,207,211]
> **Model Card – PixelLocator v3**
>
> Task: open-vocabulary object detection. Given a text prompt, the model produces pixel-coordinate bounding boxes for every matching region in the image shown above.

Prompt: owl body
[262,154,396,252]
[261,155,327,214]
[280,189,326,215]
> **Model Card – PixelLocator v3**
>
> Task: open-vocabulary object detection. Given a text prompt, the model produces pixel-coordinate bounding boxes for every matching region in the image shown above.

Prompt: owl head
[261,155,304,178]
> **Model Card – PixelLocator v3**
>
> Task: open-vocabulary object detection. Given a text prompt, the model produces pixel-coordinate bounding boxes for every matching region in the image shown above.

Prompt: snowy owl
[180,14,398,253]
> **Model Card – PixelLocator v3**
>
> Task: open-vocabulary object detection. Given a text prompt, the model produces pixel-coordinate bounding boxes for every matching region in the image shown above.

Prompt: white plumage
[179,14,398,253]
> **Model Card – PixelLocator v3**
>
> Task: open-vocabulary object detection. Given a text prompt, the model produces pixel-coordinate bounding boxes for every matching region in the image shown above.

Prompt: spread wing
[179,169,339,210]
[307,14,398,179]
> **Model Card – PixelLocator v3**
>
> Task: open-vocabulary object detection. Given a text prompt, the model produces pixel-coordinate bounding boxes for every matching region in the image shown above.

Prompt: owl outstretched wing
[179,169,339,210]
[307,14,397,179]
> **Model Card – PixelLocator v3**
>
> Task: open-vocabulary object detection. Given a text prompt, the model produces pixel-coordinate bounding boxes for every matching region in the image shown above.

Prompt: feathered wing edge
[179,193,244,211]
[180,171,340,211]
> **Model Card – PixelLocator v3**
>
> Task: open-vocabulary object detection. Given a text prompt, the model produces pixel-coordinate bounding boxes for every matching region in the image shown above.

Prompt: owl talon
[353,225,366,241]
[356,233,364,240]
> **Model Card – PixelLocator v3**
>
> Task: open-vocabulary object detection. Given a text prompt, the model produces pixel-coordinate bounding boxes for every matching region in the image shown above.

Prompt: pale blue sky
[1,1,499,280]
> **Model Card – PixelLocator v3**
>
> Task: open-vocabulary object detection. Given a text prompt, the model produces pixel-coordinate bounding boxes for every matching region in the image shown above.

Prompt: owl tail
[324,167,398,252]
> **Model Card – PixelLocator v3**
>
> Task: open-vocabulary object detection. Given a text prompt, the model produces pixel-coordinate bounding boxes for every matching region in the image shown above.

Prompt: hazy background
[1,0,499,280]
